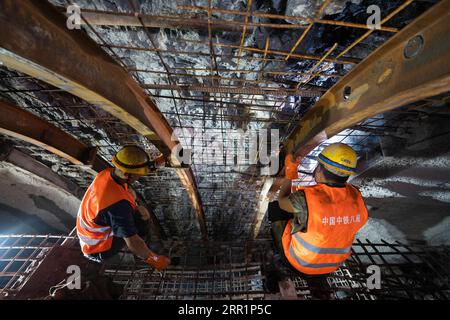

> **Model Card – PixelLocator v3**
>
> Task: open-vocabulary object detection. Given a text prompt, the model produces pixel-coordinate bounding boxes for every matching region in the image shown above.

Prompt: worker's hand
[137,205,150,221]
[153,154,166,167]
[145,251,171,271]
[285,154,301,180]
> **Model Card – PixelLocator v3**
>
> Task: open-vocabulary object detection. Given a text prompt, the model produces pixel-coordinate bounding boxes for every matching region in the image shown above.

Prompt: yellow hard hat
[317,143,357,177]
[112,145,150,175]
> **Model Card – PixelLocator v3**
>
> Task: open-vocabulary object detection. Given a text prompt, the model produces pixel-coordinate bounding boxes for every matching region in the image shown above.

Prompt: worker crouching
[76,145,170,271]
[268,143,368,296]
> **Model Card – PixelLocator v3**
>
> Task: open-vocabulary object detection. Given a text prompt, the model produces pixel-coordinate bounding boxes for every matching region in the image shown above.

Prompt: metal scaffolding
[1,235,449,300]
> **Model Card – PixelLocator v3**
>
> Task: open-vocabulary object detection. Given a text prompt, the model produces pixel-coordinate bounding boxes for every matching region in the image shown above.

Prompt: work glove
[148,154,166,171]
[285,154,301,180]
[153,154,166,167]
[145,251,171,271]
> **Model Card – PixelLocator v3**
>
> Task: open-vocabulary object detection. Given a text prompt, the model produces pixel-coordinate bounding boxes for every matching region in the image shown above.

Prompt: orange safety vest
[76,168,137,254]
[282,183,368,275]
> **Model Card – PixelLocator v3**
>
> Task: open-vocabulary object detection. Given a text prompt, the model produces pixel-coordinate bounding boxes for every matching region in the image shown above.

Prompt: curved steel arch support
[0,0,207,240]
[0,142,83,198]
[0,100,109,173]
[251,0,450,239]
[285,0,450,158]
[0,99,167,239]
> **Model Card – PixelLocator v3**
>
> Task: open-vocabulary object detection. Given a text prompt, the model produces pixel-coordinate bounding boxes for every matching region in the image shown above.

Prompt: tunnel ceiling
[0,0,448,241]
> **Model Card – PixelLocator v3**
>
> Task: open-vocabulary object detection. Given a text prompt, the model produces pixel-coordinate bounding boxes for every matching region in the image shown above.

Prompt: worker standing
[76,145,170,271]
[267,143,368,297]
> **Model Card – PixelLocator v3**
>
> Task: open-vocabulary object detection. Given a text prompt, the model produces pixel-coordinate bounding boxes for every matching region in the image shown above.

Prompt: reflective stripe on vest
[282,183,368,275]
[288,246,346,268]
[78,215,111,234]
[78,231,112,246]
[292,232,352,255]
[76,168,136,254]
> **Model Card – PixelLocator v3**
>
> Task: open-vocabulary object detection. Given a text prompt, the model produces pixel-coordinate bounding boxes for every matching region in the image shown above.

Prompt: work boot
[264,269,281,293]
[304,275,333,300]
[263,251,293,294]
[273,253,292,279]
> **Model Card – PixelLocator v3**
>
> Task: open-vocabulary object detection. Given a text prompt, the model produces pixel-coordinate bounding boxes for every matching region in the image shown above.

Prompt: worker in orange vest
[267,143,368,295]
[76,145,170,271]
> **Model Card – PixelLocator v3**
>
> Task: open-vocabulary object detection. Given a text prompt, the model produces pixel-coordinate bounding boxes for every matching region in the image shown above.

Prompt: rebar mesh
[0,234,73,298]
[102,239,450,300]
[0,0,446,241]
[1,235,448,300]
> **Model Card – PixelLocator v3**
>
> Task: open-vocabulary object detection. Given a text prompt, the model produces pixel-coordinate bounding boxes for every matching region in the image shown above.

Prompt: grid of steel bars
[0,66,201,239]
[290,94,450,186]
[0,0,443,241]
[2,235,448,300]
[0,234,74,299]
[54,0,431,240]
[101,239,450,300]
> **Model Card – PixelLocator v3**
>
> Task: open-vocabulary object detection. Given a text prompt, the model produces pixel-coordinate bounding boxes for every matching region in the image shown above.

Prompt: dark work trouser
[268,201,331,298]
[84,212,150,263]
[267,201,293,261]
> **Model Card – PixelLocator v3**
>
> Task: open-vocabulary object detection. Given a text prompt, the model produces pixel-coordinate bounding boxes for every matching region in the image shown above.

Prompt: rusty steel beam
[0,100,167,239]
[144,83,324,97]
[0,0,207,240]
[58,7,311,32]
[178,4,399,33]
[77,11,249,32]
[0,100,109,173]
[60,9,305,32]
[251,0,450,238]
[0,142,83,198]
[285,0,450,157]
